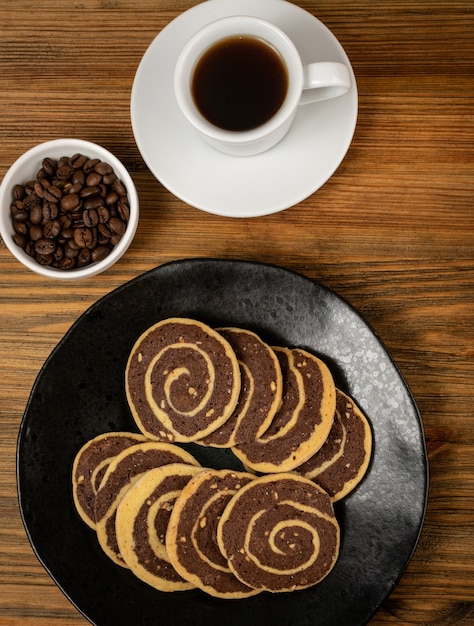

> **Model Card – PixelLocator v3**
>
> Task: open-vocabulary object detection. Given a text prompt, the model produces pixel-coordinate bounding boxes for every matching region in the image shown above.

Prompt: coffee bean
[43,184,62,203]
[9,152,130,271]
[12,209,29,223]
[83,208,99,228]
[30,224,44,241]
[110,233,123,246]
[77,248,92,267]
[61,227,74,240]
[13,233,28,248]
[13,221,28,236]
[42,158,57,176]
[69,154,88,169]
[35,252,53,266]
[94,161,113,176]
[117,200,130,221]
[109,216,126,236]
[56,164,74,180]
[85,198,105,213]
[29,204,43,225]
[13,184,25,201]
[59,215,73,230]
[25,181,37,195]
[42,202,59,221]
[43,219,61,239]
[73,226,94,248]
[72,169,86,186]
[23,193,41,211]
[97,206,110,224]
[102,172,117,185]
[53,246,64,262]
[98,222,112,240]
[83,158,100,174]
[65,241,80,258]
[59,256,76,269]
[105,191,118,206]
[35,238,55,255]
[98,232,111,246]
[69,211,84,227]
[91,246,110,263]
[68,182,83,195]
[61,193,81,212]
[86,172,102,187]
[112,179,126,196]
[80,185,100,198]
[33,181,45,198]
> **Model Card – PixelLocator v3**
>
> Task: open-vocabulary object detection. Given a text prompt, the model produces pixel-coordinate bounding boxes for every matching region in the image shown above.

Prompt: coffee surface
[192,35,288,132]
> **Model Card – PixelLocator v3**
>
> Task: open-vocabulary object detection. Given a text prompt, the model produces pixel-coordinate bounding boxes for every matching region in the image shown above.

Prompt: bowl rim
[0,138,139,280]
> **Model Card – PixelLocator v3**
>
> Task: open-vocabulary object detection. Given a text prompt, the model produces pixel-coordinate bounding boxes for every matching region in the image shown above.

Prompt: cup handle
[300,62,351,105]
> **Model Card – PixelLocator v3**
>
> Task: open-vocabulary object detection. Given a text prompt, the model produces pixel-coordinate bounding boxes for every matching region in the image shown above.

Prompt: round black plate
[17,259,428,626]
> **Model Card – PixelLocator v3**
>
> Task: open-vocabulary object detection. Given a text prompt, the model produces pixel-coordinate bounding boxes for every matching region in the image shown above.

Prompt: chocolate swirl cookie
[94,441,200,567]
[232,347,336,472]
[295,389,373,501]
[72,431,148,529]
[166,469,260,598]
[217,473,340,592]
[116,463,203,591]
[125,318,241,443]
[199,327,282,447]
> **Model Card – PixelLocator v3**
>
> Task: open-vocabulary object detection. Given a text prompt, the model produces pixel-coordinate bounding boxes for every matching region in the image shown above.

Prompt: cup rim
[0,138,139,280]
[174,15,304,145]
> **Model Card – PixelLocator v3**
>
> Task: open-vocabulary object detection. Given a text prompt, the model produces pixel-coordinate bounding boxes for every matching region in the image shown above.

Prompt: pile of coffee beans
[10,154,130,270]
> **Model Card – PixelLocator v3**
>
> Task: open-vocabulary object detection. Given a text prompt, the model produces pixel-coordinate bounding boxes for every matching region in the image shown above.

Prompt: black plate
[17,259,428,626]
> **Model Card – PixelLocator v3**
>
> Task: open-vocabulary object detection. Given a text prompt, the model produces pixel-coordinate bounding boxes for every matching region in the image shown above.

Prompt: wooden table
[1,1,473,624]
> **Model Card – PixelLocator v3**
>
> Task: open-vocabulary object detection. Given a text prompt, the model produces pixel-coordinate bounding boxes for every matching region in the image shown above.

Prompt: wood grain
[1,0,473,624]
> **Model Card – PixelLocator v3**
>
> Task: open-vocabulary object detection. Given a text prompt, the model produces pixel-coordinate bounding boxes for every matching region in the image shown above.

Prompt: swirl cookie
[217,473,340,592]
[116,463,203,591]
[295,389,373,501]
[126,318,241,443]
[94,441,200,567]
[232,347,336,473]
[72,431,148,529]
[199,327,282,447]
[166,469,260,598]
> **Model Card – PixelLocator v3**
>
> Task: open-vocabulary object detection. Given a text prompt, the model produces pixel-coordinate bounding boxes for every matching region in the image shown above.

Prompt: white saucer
[131,0,358,218]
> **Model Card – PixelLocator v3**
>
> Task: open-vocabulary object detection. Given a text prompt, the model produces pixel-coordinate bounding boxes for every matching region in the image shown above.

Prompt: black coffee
[192,35,288,132]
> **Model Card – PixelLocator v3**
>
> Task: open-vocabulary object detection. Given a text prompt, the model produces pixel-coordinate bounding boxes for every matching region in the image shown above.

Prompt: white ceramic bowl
[0,138,139,279]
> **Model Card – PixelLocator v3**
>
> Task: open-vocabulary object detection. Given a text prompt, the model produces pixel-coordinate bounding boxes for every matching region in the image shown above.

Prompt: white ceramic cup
[174,15,351,157]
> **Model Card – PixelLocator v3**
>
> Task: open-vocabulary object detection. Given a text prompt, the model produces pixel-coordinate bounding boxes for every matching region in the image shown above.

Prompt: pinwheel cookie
[125,318,241,443]
[232,347,336,472]
[72,431,148,529]
[199,327,282,447]
[295,389,372,501]
[166,468,260,598]
[94,441,200,567]
[217,473,340,593]
[115,463,203,591]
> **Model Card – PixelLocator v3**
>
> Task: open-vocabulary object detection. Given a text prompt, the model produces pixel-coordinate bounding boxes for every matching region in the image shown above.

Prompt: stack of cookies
[72,317,372,598]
